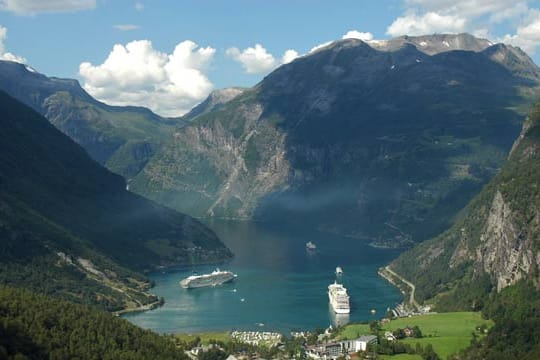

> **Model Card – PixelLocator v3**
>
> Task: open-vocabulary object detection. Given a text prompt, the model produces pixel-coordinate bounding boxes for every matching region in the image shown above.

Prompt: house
[403,327,414,337]
[306,343,342,360]
[384,331,396,341]
[356,335,378,351]
[306,335,378,359]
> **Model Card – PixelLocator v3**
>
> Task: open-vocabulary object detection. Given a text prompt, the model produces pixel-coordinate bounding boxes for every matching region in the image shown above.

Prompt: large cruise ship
[180,269,237,289]
[328,281,350,314]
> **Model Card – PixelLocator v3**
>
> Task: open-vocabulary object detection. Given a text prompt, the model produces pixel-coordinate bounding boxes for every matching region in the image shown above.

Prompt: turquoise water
[124,221,402,333]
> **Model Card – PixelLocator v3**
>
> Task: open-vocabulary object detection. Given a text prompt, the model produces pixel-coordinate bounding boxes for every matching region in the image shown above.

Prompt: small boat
[306,241,317,251]
[336,266,343,275]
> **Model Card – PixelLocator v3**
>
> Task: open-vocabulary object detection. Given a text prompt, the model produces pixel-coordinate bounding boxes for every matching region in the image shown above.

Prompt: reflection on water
[124,220,402,334]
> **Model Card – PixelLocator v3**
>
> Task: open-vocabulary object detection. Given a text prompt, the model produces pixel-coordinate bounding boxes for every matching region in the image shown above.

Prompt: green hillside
[0,60,185,179]
[0,286,187,360]
[0,90,231,310]
[390,100,540,359]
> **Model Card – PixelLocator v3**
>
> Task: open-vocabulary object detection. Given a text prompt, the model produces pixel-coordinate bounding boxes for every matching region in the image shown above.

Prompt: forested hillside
[391,99,540,359]
[0,90,231,310]
[0,286,187,360]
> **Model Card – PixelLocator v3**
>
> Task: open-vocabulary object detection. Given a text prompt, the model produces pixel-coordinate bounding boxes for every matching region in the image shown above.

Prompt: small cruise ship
[328,281,350,314]
[306,241,317,251]
[180,269,237,289]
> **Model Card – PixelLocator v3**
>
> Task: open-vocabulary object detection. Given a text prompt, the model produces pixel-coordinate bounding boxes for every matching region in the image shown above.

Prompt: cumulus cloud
[226,44,299,74]
[310,30,374,55]
[499,10,540,53]
[388,0,540,56]
[281,49,299,64]
[135,2,143,11]
[342,30,374,41]
[309,41,332,54]
[79,40,215,117]
[0,26,25,63]
[0,0,95,15]
[387,11,467,36]
[114,24,140,31]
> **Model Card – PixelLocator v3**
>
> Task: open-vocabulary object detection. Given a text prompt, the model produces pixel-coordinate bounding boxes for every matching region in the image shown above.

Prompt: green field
[337,323,371,340]
[380,354,422,360]
[175,332,231,345]
[341,312,493,359]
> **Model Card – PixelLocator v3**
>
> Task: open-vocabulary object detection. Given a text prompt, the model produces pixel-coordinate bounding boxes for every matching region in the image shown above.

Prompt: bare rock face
[391,101,540,307]
[131,33,540,247]
[182,87,246,121]
[369,33,493,55]
[476,191,538,291]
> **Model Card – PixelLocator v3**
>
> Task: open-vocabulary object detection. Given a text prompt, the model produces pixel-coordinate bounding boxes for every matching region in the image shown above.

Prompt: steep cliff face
[475,191,537,291]
[132,33,540,246]
[134,100,291,217]
[392,101,540,306]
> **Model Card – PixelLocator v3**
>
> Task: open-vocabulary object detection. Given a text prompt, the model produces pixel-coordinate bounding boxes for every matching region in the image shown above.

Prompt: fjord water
[124,221,402,333]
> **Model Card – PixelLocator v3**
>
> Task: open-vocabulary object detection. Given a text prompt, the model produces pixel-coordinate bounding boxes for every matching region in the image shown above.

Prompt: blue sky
[0,0,539,116]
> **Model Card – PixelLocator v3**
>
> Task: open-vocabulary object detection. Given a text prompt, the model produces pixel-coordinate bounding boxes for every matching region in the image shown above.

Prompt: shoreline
[378,265,419,308]
[114,298,164,317]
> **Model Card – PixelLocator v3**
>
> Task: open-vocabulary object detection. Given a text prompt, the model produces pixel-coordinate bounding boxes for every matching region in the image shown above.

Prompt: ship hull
[180,271,236,289]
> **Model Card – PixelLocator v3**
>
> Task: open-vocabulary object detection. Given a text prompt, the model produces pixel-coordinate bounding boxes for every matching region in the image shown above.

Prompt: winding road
[384,266,419,308]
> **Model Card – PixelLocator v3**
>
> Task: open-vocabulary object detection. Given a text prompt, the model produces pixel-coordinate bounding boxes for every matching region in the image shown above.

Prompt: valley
[1,14,540,359]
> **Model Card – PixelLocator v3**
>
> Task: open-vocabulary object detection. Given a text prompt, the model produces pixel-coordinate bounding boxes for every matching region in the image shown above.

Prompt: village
[180,320,431,360]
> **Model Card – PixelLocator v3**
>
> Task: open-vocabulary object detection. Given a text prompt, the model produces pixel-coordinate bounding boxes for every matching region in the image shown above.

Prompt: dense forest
[0,286,187,360]
[452,281,540,359]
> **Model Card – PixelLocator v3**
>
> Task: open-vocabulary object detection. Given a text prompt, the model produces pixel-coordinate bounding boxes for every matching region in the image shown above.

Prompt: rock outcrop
[132,33,540,247]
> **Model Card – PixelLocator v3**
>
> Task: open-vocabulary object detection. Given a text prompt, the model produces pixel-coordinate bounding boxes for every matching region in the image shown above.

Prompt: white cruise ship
[180,269,237,289]
[328,281,350,314]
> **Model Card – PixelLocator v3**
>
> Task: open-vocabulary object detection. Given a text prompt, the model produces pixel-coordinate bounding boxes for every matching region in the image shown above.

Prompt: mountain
[0,60,184,179]
[390,99,540,308]
[130,33,540,247]
[182,87,246,121]
[0,90,231,310]
[389,100,540,360]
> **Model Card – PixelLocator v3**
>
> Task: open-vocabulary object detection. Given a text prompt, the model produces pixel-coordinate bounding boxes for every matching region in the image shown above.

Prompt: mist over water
[124,220,402,333]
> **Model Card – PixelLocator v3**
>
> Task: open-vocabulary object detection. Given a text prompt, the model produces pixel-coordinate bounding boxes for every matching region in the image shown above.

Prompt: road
[384,266,419,308]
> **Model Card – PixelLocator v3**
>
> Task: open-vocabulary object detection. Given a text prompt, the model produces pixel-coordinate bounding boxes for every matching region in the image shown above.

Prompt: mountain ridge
[0,90,231,310]
[131,33,540,247]
[0,60,184,179]
[390,99,540,308]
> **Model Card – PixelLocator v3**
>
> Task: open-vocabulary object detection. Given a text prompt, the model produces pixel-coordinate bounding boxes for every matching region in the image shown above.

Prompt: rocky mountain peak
[309,33,493,59]
[182,87,247,121]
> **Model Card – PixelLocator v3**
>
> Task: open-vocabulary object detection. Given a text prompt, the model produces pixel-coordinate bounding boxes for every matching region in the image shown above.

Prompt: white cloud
[226,44,276,74]
[0,0,95,15]
[388,0,540,56]
[135,2,143,11]
[226,44,299,74]
[79,40,215,117]
[0,26,25,63]
[499,10,540,53]
[309,41,333,54]
[114,24,140,31]
[281,49,299,64]
[342,30,374,41]
[387,11,467,36]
